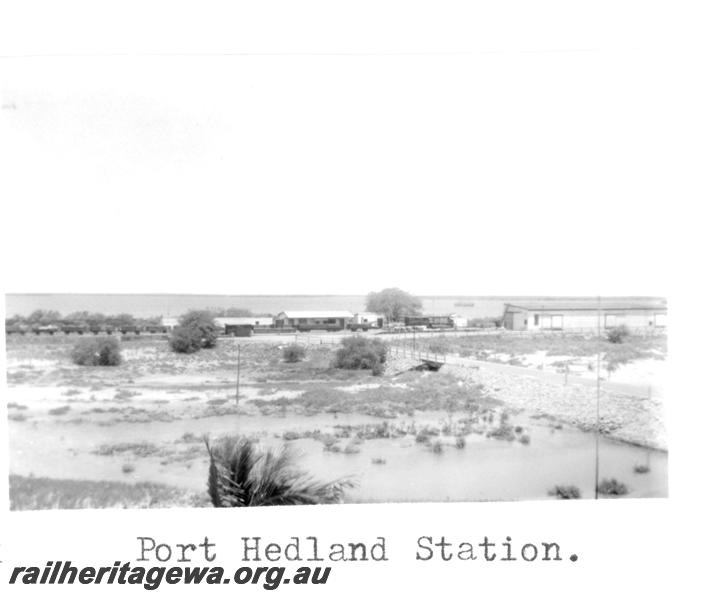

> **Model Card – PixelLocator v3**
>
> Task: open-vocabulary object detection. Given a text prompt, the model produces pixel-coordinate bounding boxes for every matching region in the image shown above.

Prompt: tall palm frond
[206,436,354,507]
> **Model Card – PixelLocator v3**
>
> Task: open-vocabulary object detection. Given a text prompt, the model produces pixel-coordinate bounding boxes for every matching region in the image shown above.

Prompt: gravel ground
[447,364,667,450]
[385,354,666,450]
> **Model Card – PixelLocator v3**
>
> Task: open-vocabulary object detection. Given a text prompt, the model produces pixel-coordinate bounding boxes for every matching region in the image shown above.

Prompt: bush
[169,326,203,354]
[607,325,630,343]
[428,340,450,355]
[169,310,219,353]
[548,485,582,499]
[333,337,388,375]
[597,478,629,496]
[415,432,430,444]
[633,463,651,474]
[71,336,122,366]
[283,344,306,363]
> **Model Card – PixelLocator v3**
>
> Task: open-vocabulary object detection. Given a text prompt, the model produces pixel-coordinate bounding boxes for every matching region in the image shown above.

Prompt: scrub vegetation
[282,344,306,363]
[333,337,388,376]
[416,332,666,368]
[71,336,122,366]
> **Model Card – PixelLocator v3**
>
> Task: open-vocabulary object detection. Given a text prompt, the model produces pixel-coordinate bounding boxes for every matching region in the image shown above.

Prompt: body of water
[5,294,666,320]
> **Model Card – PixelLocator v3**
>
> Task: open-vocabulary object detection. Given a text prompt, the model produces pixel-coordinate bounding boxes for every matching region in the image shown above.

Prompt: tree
[365,287,422,322]
[106,313,137,329]
[65,311,106,328]
[206,437,353,507]
[27,310,62,325]
[169,310,219,353]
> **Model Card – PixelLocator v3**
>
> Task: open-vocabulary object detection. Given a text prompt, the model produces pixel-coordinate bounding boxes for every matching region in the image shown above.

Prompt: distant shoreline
[5,294,667,320]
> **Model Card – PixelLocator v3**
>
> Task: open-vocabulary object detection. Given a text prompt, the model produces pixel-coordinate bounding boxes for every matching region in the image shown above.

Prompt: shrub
[333,337,388,375]
[548,485,582,499]
[455,436,466,449]
[415,432,430,444]
[633,463,651,474]
[180,310,219,347]
[607,325,630,344]
[597,478,629,496]
[431,440,444,454]
[428,340,450,355]
[122,463,135,474]
[283,344,306,363]
[71,336,122,366]
[169,326,202,354]
[169,310,219,353]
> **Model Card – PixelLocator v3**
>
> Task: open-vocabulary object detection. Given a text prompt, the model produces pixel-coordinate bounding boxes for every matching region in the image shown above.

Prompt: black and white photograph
[1,1,703,598]
[5,293,668,509]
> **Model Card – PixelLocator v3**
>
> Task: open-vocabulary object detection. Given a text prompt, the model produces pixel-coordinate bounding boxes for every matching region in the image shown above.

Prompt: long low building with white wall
[274,310,353,331]
[502,299,667,332]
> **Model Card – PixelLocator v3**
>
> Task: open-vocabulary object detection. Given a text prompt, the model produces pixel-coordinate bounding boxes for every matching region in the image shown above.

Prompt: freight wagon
[403,315,455,329]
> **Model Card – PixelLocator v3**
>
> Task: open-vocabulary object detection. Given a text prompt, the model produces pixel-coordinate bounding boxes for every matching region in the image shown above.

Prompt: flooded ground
[6,334,668,507]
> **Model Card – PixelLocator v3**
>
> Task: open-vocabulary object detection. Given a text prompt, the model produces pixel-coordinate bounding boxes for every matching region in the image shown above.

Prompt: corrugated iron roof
[214,317,274,326]
[504,299,667,312]
[277,310,353,319]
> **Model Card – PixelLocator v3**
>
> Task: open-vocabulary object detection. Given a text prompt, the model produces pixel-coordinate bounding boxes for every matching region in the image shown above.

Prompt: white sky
[0,1,702,297]
[1,2,706,589]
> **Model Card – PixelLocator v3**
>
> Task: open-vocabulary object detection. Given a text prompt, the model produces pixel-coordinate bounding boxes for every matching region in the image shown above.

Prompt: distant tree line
[6,307,271,332]
[5,310,162,331]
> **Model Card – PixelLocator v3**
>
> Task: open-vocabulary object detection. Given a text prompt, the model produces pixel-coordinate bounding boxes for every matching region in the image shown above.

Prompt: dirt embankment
[444,363,666,450]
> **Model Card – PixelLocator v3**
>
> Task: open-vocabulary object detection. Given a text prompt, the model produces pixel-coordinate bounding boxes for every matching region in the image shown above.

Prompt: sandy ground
[5,334,668,506]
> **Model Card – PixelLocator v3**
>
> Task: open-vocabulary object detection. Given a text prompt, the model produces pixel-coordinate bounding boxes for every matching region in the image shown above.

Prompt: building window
[534,315,539,326]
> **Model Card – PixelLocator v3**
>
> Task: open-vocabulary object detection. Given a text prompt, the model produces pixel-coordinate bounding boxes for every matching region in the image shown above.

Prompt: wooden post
[595,296,601,500]
[236,344,241,406]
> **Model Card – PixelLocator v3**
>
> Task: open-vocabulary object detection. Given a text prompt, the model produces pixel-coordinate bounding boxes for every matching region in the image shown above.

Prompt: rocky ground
[449,363,666,450]
[384,353,666,450]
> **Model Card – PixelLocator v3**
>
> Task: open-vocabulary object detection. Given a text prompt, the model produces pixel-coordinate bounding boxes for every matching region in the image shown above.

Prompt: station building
[502,299,667,332]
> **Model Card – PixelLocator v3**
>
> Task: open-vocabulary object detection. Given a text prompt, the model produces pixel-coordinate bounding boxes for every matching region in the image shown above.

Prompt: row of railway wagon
[5,314,464,337]
[5,323,169,335]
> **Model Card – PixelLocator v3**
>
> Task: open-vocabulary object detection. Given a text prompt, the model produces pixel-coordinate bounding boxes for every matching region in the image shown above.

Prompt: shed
[502,299,667,332]
[214,316,274,329]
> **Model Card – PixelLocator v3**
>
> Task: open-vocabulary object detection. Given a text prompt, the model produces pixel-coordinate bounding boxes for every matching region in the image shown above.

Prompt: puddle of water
[336,383,382,393]
[8,412,667,503]
[295,421,667,502]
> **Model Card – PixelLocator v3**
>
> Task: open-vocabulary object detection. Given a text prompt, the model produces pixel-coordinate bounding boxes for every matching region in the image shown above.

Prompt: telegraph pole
[595,296,601,499]
[236,344,241,406]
